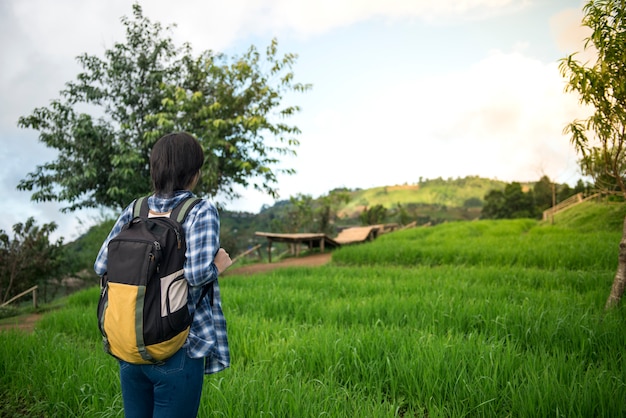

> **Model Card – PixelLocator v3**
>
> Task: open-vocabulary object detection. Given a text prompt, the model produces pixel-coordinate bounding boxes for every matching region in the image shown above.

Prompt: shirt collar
[148,190,194,213]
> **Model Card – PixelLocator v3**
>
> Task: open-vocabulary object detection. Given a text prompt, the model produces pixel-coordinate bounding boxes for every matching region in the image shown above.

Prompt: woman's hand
[214,248,233,274]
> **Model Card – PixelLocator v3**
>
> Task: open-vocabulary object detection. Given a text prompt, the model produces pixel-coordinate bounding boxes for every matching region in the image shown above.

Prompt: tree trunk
[606,214,626,309]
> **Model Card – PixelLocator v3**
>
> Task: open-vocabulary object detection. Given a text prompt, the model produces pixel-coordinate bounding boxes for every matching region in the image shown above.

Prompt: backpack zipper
[174,229,182,249]
[151,241,161,273]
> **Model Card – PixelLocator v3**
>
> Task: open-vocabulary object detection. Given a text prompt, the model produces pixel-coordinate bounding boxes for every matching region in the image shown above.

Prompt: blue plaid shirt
[94,190,230,374]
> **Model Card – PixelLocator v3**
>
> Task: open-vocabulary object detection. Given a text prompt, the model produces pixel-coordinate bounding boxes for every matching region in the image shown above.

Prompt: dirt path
[0,253,332,333]
[225,252,332,276]
[0,313,42,333]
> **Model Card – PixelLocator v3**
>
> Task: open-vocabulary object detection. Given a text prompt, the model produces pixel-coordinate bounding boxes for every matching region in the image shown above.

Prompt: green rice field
[1,206,625,417]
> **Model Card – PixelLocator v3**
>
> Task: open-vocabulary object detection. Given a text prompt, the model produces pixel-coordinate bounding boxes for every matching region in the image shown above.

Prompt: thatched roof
[335,224,399,244]
[254,232,340,249]
[255,223,401,249]
[334,226,378,244]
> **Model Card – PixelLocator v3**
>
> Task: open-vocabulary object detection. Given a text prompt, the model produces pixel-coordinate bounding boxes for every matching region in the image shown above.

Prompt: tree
[559,0,626,308]
[578,147,624,192]
[315,190,350,234]
[573,179,590,195]
[17,4,309,213]
[557,183,573,202]
[360,204,387,226]
[395,203,412,226]
[0,218,65,304]
[505,183,536,218]
[481,189,506,219]
[284,194,314,233]
[482,182,536,219]
[533,175,554,212]
[463,197,483,209]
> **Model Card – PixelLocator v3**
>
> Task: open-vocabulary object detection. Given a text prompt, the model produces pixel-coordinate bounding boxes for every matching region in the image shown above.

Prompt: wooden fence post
[1,285,39,309]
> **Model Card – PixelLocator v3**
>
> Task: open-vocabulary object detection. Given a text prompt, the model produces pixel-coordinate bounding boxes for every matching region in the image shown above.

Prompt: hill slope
[340,176,506,216]
[548,199,626,232]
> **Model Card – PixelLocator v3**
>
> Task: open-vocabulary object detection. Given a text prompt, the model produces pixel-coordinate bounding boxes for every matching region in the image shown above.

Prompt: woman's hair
[150,132,204,196]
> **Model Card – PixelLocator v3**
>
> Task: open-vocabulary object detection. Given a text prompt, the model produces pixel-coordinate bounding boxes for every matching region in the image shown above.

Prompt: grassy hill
[340,176,507,216]
[546,199,626,232]
[3,196,626,417]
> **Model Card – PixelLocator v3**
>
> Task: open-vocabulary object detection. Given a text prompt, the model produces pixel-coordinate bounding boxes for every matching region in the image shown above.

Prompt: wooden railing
[542,192,584,221]
[231,243,263,264]
[542,191,622,221]
[1,285,38,309]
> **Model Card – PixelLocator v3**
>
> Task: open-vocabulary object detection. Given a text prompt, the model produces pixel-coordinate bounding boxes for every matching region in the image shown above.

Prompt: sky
[0,0,593,242]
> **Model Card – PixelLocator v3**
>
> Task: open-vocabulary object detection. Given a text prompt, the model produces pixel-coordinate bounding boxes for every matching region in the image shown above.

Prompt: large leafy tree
[559,0,626,308]
[17,4,309,212]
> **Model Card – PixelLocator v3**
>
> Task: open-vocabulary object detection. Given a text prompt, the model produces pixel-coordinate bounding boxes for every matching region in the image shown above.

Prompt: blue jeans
[118,348,205,418]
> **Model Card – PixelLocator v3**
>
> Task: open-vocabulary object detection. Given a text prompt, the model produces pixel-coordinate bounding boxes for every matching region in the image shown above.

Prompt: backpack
[97,196,209,364]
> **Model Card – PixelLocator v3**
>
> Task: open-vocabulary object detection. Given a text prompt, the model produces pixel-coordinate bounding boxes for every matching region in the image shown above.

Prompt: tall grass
[1,215,625,417]
[332,218,619,271]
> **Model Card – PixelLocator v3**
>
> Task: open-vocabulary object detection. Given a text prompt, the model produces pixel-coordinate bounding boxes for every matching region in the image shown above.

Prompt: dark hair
[150,132,204,196]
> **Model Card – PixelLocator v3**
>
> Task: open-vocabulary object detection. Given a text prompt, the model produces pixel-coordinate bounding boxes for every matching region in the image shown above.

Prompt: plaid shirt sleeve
[182,200,230,374]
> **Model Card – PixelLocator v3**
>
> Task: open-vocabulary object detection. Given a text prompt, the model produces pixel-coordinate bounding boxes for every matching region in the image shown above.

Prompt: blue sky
[0,0,591,241]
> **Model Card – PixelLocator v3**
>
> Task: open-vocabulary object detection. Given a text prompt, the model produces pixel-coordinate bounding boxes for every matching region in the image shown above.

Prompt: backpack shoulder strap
[132,196,150,218]
[170,197,202,224]
[172,197,212,306]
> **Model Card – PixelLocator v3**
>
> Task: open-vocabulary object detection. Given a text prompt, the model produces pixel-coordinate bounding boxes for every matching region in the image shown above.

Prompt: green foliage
[227,190,351,241]
[0,305,19,320]
[579,147,625,192]
[63,218,115,275]
[0,218,65,304]
[360,204,387,225]
[17,4,309,212]
[559,0,626,196]
[482,182,538,219]
[463,197,483,208]
[283,194,314,233]
[395,202,412,225]
[533,175,553,211]
[315,190,351,234]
